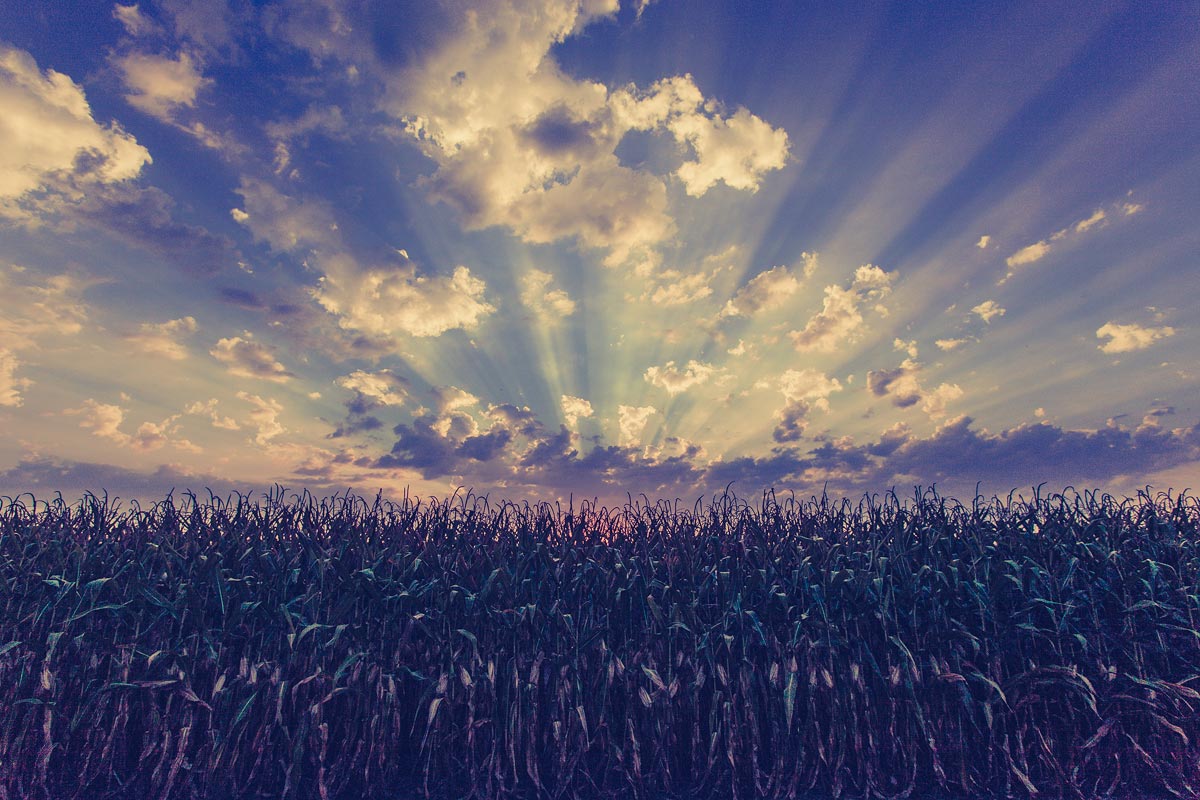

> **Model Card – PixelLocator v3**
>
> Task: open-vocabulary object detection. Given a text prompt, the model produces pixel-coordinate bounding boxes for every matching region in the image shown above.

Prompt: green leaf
[784,671,797,730]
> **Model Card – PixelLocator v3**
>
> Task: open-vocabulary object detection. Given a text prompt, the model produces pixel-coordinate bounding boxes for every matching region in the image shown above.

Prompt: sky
[0,0,1198,506]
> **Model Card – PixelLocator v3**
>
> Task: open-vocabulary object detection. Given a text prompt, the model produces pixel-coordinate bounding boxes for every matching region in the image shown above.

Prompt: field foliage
[1,486,1198,799]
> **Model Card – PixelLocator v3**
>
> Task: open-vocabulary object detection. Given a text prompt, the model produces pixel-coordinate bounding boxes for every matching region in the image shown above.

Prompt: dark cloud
[375,418,459,477]
[773,401,808,443]
[883,417,1200,490]
[0,456,245,505]
[522,105,602,157]
[219,287,267,309]
[326,415,383,439]
[866,364,920,407]
[457,428,512,462]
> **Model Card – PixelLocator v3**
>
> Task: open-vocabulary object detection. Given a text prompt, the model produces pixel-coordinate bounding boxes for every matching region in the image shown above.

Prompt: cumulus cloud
[720,262,804,318]
[117,50,208,123]
[520,268,576,321]
[894,338,918,359]
[125,317,197,359]
[976,235,990,249]
[386,1,787,266]
[618,404,657,446]
[210,332,294,382]
[432,386,479,414]
[780,369,843,412]
[971,300,1005,323]
[788,264,894,352]
[644,360,719,395]
[561,394,594,427]
[772,369,843,443]
[314,253,495,340]
[236,391,285,445]
[867,359,962,419]
[0,45,150,219]
[1096,321,1175,354]
[184,398,240,430]
[935,337,969,351]
[867,363,922,408]
[234,181,497,345]
[65,399,194,452]
[921,382,964,418]
[336,369,409,408]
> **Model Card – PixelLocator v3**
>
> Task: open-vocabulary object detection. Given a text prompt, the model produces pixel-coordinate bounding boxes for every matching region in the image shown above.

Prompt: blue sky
[1,0,1197,505]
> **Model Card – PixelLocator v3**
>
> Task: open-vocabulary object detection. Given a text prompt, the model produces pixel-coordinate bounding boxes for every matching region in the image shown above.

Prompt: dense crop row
[1,486,1198,799]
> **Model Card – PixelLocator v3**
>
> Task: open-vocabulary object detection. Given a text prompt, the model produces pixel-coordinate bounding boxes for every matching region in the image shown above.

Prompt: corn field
[1,485,1198,799]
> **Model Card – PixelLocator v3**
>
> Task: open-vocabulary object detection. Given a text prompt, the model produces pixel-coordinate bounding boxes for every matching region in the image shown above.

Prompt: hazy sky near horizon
[1,0,1198,505]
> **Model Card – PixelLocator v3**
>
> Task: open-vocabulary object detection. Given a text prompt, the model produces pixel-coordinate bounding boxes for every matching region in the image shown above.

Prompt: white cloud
[644,359,719,395]
[184,398,240,430]
[721,262,804,317]
[236,391,285,445]
[1120,201,1144,216]
[432,410,478,440]
[521,269,576,320]
[561,394,594,427]
[0,269,94,406]
[313,255,495,339]
[113,4,158,37]
[618,404,657,446]
[921,383,964,418]
[789,285,862,353]
[667,102,790,196]
[779,369,843,412]
[336,370,409,407]
[0,348,30,407]
[894,338,918,358]
[971,300,1005,323]
[0,270,89,350]
[66,399,192,451]
[1005,240,1050,269]
[210,332,293,382]
[1096,321,1175,354]
[386,2,787,266]
[643,268,715,306]
[867,360,962,419]
[69,399,129,444]
[117,50,209,123]
[976,235,990,249]
[432,386,479,414]
[1074,208,1106,233]
[786,265,898,354]
[0,45,150,217]
[126,316,197,359]
[234,182,496,345]
[935,337,969,351]
[772,369,842,443]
